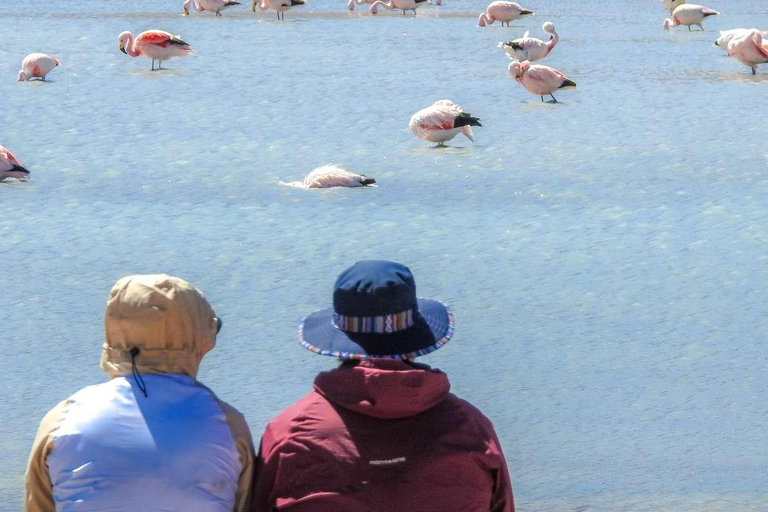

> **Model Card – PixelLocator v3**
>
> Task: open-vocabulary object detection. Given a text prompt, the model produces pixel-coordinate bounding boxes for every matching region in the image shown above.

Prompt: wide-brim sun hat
[299,260,454,360]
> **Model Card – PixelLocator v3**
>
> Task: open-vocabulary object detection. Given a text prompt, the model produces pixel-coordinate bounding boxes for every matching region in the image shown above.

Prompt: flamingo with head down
[409,100,482,146]
[370,0,428,15]
[509,60,576,103]
[0,145,30,182]
[348,0,376,10]
[727,29,768,74]
[253,0,305,20]
[184,0,242,16]
[118,30,192,70]
[715,28,768,52]
[17,53,60,82]
[663,4,718,31]
[478,1,533,27]
[500,22,559,62]
[301,165,376,188]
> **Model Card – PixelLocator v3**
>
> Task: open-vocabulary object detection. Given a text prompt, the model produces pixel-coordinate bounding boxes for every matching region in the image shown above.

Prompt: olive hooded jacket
[25,274,255,512]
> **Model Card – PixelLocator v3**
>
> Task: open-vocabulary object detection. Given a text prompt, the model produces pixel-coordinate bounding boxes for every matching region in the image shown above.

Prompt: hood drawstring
[129,347,148,397]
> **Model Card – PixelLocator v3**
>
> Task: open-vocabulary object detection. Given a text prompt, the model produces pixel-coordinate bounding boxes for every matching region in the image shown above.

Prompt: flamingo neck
[546,29,559,55]
[125,33,141,57]
[258,0,268,11]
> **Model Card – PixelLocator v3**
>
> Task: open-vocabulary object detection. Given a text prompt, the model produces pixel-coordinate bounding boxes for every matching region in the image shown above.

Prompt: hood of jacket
[100,274,219,379]
[313,359,451,419]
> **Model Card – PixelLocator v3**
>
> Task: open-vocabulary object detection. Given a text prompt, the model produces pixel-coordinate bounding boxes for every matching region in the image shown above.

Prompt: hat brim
[299,299,454,360]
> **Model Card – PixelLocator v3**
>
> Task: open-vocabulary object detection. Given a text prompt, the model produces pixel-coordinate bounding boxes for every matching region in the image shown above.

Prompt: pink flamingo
[300,165,375,188]
[508,60,576,103]
[715,28,768,52]
[727,29,768,75]
[663,4,718,31]
[0,145,30,182]
[252,0,305,20]
[478,1,533,27]
[348,0,376,10]
[183,0,241,16]
[500,22,559,62]
[410,100,482,146]
[17,53,60,82]
[370,0,428,15]
[118,30,192,70]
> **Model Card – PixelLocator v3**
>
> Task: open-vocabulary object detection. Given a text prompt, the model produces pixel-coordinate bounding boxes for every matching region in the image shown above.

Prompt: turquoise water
[3,0,768,509]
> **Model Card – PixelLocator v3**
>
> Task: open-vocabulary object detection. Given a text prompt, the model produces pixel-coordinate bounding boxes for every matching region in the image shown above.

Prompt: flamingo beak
[252,1,257,10]
[184,7,190,14]
[119,43,126,54]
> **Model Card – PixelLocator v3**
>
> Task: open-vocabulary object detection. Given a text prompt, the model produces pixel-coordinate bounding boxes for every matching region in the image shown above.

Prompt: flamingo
[409,100,482,146]
[184,0,241,15]
[370,0,428,15]
[0,145,30,182]
[299,165,376,188]
[715,28,768,51]
[663,4,718,31]
[118,30,192,70]
[17,53,60,82]
[500,22,559,62]
[508,60,576,103]
[662,0,685,12]
[252,0,305,20]
[727,29,768,75]
[348,0,376,10]
[478,1,533,27]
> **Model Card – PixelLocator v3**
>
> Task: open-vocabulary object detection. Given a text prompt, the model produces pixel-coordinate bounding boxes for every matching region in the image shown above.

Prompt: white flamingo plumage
[0,145,30,182]
[727,29,768,75]
[662,0,685,12]
[370,0,428,15]
[500,22,559,62]
[298,165,376,188]
[508,60,576,103]
[252,0,305,20]
[478,1,533,27]
[409,100,482,146]
[184,0,242,16]
[663,4,718,31]
[118,30,192,70]
[347,0,376,10]
[715,28,768,51]
[17,53,60,82]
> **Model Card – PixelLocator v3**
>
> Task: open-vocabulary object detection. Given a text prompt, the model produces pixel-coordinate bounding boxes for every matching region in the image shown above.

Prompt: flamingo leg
[158,60,163,70]
[549,93,558,103]
[540,95,544,102]
[151,59,156,71]
[752,67,757,75]
[216,10,222,15]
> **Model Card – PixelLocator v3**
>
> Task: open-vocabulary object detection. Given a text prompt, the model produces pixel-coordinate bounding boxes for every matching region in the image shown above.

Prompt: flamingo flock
[6,0,765,188]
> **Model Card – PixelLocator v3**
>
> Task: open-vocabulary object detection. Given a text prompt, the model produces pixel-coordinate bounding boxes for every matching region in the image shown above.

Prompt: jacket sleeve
[25,399,69,512]
[216,400,257,512]
[488,428,515,512]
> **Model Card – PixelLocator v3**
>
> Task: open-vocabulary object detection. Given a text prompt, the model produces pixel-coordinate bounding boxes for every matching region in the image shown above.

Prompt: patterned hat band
[332,308,416,334]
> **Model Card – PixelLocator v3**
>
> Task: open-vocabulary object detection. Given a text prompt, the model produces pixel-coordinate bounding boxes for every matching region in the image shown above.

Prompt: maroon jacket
[253,360,514,512]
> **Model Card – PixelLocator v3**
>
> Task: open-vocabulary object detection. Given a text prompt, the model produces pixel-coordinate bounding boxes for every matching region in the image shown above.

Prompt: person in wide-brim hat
[254,260,515,512]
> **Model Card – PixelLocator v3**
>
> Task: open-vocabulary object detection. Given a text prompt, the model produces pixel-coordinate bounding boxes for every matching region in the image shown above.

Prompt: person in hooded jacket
[25,274,255,512]
[253,260,514,512]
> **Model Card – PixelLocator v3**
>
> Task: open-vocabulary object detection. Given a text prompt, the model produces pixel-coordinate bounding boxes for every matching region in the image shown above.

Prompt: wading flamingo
[478,1,533,27]
[500,22,559,62]
[663,4,718,31]
[409,100,482,146]
[727,29,768,74]
[370,0,428,15]
[184,0,241,16]
[348,0,376,10]
[662,0,685,12]
[300,165,376,188]
[715,28,768,51]
[17,53,60,82]
[0,145,30,182]
[252,0,305,20]
[508,60,576,103]
[118,30,192,70]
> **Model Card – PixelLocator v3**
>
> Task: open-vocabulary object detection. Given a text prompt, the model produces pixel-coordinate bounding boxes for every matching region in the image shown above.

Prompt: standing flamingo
[0,145,30,182]
[17,53,60,82]
[409,100,482,146]
[118,30,192,70]
[184,0,241,15]
[663,4,718,31]
[370,0,428,15]
[715,28,768,51]
[478,1,533,27]
[500,22,559,62]
[252,0,305,20]
[508,60,576,103]
[727,29,768,74]
[662,0,685,12]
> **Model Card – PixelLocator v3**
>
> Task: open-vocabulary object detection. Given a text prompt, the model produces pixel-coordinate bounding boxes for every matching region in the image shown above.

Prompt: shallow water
[2,0,768,509]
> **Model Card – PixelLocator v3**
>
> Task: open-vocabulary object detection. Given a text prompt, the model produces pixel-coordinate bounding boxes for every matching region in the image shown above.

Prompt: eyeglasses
[216,317,223,334]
